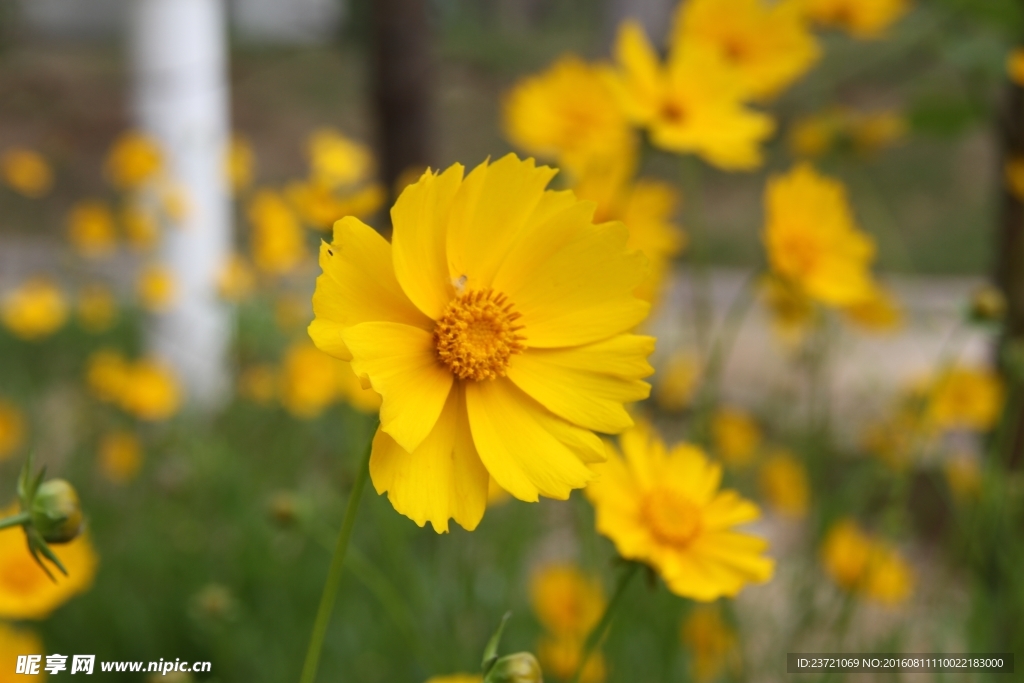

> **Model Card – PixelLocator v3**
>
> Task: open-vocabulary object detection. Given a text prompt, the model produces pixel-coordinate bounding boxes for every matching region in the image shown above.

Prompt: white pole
[130,0,232,408]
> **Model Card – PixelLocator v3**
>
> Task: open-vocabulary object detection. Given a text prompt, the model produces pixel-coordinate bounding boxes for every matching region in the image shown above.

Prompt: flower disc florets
[434,289,525,381]
[642,488,702,547]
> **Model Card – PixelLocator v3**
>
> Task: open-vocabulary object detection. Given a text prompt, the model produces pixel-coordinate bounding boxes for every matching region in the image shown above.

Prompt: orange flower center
[434,289,525,381]
[722,37,750,63]
[661,100,687,125]
[641,488,702,547]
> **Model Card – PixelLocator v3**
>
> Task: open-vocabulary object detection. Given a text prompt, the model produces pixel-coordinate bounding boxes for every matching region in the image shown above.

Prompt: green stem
[0,512,29,532]
[569,562,641,683]
[299,423,377,683]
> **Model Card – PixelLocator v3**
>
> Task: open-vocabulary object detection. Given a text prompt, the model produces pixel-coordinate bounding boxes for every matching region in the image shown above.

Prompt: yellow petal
[612,20,664,122]
[701,490,762,530]
[343,321,453,453]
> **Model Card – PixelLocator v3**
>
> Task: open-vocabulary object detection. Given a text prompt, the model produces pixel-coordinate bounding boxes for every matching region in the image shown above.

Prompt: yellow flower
[609,21,775,170]
[759,274,815,344]
[424,676,482,683]
[238,364,277,405]
[0,518,98,619]
[862,545,914,605]
[336,358,382,414]
[98,430,143,483]
[1,278,68,341]
[119,359,182,421]
[0,624,46,682]
[503,55,635,175]
[226,134,255,192]
[307,128,374,189]
[216,254,256,303]
[1005,156,1024,200]
[85,349,130,403]
[586,422,773,600]
[286,180,385,230]
[248,189,306,275]
[803,0,909,39]
[764,163,876,306]
[0,399,25,461]
[121,202,160,253]
[105,131,162,189]
[309,155,653,532]
[279,342,342,419]
[537,635,606,683]
[944,453,981,503]
[68,201,117,258]
[843,284,902,332]
[680,605,738,683]
[137,264,176,312]
[655,351,701,412]
[851,111,907,155]
[1,148,52,198]
[788,108,847,158]
[711,407,762,467]
[530,563,605,637]
[924,366,1004,433]
[673,0,820,100]
[77,283,117,333]
[820,519,913,605]
[758,450,809,518]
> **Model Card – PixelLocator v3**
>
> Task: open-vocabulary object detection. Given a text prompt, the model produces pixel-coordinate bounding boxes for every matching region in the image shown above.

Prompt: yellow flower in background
[862,399,929,470]
[120,359,182,421]
[85,349,129,403]
[68,200,117,258]
[287,180,385,231]
[537,635,606,683]
[788,108,846,158]
[137,264,176,312]
[279,342,342,419]
[0,399,25,461]
[820,519,913,605]
[0,624,46,682]
[924,366,1004,433]
[851,111,907,155]
[655,351,701,412]
[802,0,909,39]
[764,163,876,306]
[227,134,256,192]
[309,155,653,532]
[423,676,482,683]
[586,422,773,600]
[336,358,382,414]
[1008,48,1024,87]
[944,453,981,502]
[1,277,68,341]
[790,108,905,159]
[862,545,914,605]
[711,407,762,467]
[759,274,815,344]
[98,430,143,484]
[1004,156,1024,200]
[503,55,634,175]
[1,148,53,198]
[530,564,605,637]
[159,182,190,223]
[105,130,162,189]
[238,364,277,405]
[609,21,774,170]
[673,0,820,100]
[307,128,374,189]
[77,283,117,333]
[248,189,306,275]
[758,451,809,518]
[843,284,902,333]
[121,202,160,253]
[216,254,256,303]
[0,518,98,619]
[680,605,738,683]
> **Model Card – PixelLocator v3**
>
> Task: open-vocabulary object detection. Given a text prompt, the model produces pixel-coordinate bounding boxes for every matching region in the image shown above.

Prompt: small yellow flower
[862,545,914,606]
[609,21,775,169]
[279,342,342,419]
[820,518,914,605]
[0,514,98,620]
[423,676,482,683]
[1005,156,1024,200]
[216,254,256,303]
[764,163,876,306]
[105,131,162,189]
[248,189,306,275]
[1,148,53,198]
[758,450,809,518]
[1,277,68,341]
[711,406,762,467]
[759,274,815,344]
[137,264,176,312]
[121,202,160,253]
[680,605,739,683]
[843,284,902,333]
[944,453,981,503]
[226,134,256,192]
[85,349,130,403]
[238,364,277,405]
[68,200,117,258]
[788,108,847,158]
[530,563,605,637]
[802,0,909,39]
[0,399,26,461]
[286,180,385,231]
[537,635,606,683]
[673,0,820,100]
[119,359,182,421]
[655,351,701,412]
[307,128,374,189]
[0,623,46,681]
[98,430,143,483]
[851,111,907,155]
[76,283,117,333]
[924,366,1004,433]
[586,422,773,600]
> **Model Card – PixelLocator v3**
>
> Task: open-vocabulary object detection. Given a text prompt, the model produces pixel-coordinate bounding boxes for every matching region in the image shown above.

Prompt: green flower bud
[30,479,83,544]
[486,653,543,683]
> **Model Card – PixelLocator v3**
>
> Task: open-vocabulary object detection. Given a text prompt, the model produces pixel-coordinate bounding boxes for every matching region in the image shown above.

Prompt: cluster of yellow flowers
[86,349,182,422]
[790,107,907,159]
[0,277,121,341]
[821,518,914,605]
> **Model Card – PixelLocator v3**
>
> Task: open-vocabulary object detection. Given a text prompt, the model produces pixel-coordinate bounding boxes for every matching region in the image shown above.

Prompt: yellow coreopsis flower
[0,399,25,461]
[248,189,306,275]
[843,284,902,332]
[137,264,176,312]
[680,605,739,683]
[586,422,773,600]
[503,55,635,175]
[279,342,342,419]
[0,624,46,681]
[216,254,256,303]
[309,154,654,532]
[226,134,255,192]
[758,450,809,518]
[764,163,876,306]
[307,128,374,189]
[711,406,762,467]
[673,0,820,100]
[759,274,815,344]
[924,366,1004,433]
[1,148,53,198]
[0,517,98,619]
[820,519,913,605]
[119,359,182,421]
[68,200,117,258]
[530,564,605,637]
[608,21,775,170]
[98,430,143,483]
[537,636,606,683]
[86,349,129,403]
[121,202,160,253]
[77,283,117,333]
[802,0,909,39]
[1,277,68,341]
[105,131,162,189]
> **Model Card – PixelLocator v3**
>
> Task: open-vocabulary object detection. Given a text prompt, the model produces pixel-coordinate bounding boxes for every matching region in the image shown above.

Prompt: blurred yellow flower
[77,283,117,333]
[925,366,1004,433]
[248,189,306,275]
[803,0,909,39]
[0,399,25,461]
[673,0,820,100]
[238,364,277,405]
[759,274,815,344]
[121,202,160,253]
[530,563,605,637]
[216,254,256,303]
[309,155,653,532]
[758,450,809,518]
[537,635,606,683]
[287,180,385,231]
[1008,48,1024,87]
[1,148,53,198]
[105,131,162,189]
[86,349,129,403]
[98,430,143,484]
[1004,156,1024,200]
[120,359,182,421]
[680,605,738,683]
[655,351,701,412]
[279,342,342,419]
[861,401,925,470]
[851,111,907,155]
[503,55,634,175]
[862,545,914,605]
[0,624,46,681]
[609,21,775,170]
[764,163,876,306]
[820,519,913,605]
[944,453,981,502]
[307,128,374,189]
[137,264,176,312]
[0,518,98,620]
[790,108,905,158]
[226,134,255,192]
[789,109,845,158]
[423,676,482,683]
[843,284,902,333]
[68,200,117,258]
[711,406,762,467]
[586,422,773,600]
[1,277,68,341]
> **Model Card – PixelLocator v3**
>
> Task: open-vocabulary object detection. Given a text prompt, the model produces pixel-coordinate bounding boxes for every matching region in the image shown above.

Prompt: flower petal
[611,20,664,123]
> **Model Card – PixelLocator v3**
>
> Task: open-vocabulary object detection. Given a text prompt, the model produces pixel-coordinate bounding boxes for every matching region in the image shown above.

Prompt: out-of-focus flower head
[1,148,53,198]
[673,0,820,101]
[802,0,909,39]
[76,283,117,333]
[86,349,130,403]
[861,397,928,470]
[759,274,815,345]
[68,200,117,258]
[711,406,762,467]
[586,421,773,600]
[105,131,163,190]
[843,284,903,333]
[530,563,605,637]
[944,453,981,503]
[680,605,739,683]
[969,285,1006,324]
[0,399,25,462]
[119,359,182,421]
[226,134,256,193]
[248,189,306,275]
[820,518,913,605]
[923,366,1004,434]
[238,364,277,405]
[286,179,385,231]
[98,430,143,484]
[655,350,701,412]
[216,254,256,303]
[537,635,606,683]
[1,277,69,341]
[137,263,177,313]
[851,111,907,156]
[279,341,342,419]
[121,201,160,253]
[758,450,809,518]
[0,623,45,678]
[790,108,906,158]
[789,108,848,158]
[307,128,374,189]
[158,182,190,224]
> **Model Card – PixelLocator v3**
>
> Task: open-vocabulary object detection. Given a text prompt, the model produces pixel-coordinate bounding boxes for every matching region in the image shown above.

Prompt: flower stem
[569,562,641,683]
[0,512,29,532]
[299,423,377,683]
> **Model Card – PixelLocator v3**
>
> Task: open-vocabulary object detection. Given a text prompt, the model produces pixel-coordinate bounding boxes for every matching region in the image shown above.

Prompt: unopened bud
[486,653,543,683]
[970,286,1006,323]
[30,479,83,543]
